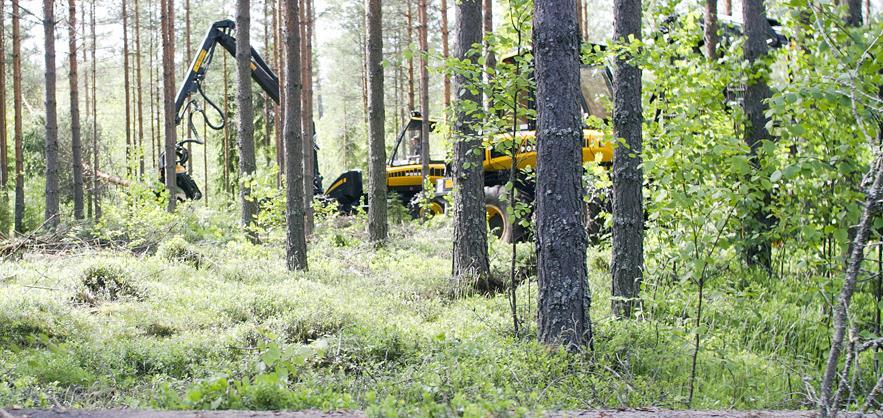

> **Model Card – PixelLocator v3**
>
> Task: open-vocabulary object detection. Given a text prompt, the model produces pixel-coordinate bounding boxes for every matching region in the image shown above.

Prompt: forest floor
[0,204,854,415]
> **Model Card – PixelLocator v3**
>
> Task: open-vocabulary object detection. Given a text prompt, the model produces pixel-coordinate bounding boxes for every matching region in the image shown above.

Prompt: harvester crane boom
[174,19,280,125]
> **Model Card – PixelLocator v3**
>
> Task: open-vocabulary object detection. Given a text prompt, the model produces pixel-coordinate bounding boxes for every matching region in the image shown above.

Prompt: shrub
[157,236,205,269]
[73,263,140,305]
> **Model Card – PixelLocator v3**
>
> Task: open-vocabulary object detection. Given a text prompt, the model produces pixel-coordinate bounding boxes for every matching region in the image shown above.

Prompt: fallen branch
[82,163,130,187]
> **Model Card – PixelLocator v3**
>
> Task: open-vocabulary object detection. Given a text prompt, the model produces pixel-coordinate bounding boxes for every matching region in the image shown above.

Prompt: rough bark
[283,0,307,271]
[237,0,259,241]
[451,0,490,281]
[12,0,24,233]
[123,0,132,176]
[705,0,718,59]
[91,0,100,219]
[184,0,192,174]
[846,0,862,26]
[0,0,6,189]
[534,0,591,349]
[43,0,60,228]
[366,0,388,243]
[81,0,90,219]
[742,0,773,270]
[611,0,644,319]
[69,0,84,220]
[406,0,415,111]
[223,52,230,192]
[135,0,145,177]
[441,0,450,109]
[302,0,315,235]
[161,0,177,212]
[483,0,495,111]
[418,0,430,184]
[820,157,883,416]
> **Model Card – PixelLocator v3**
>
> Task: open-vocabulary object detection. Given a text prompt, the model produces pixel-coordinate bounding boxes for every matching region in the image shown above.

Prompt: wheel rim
[486,204,505,238]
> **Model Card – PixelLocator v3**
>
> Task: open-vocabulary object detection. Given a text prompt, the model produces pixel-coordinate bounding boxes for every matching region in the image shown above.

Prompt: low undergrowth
[0,208,865,416]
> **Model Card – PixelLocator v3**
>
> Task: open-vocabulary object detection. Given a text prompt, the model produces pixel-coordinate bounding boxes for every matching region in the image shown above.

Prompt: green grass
[0,210,868,416]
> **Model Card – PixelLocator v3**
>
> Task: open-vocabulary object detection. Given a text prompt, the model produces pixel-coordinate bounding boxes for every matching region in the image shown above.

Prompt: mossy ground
[0,208,861,416]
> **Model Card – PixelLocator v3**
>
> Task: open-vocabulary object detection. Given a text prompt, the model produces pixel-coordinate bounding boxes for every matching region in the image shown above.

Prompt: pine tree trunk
[742,0,773,270]
[301,0,315,235]
[846,0,862,26]
[237,0,259,241]
[283,0,308,271]
[0,0,6,190]
[723,0,731,15]
[12,0,24,233]
[418,0,430,185]
[161,0,177,212]
[482,0,495,110]
[69,0,84,220]
[704,0,718,59]
[223,52,230,192]
[406,0,415,112]
[43,0,60,228]
[135,0,145,177]
[264,0,272,163]
[81,0,91,219]
[611,0,644,319]
[441,0,450,109]
[274,1,284,182]
[366,0,388,243]
[148,4,156,171]
[452,0,490,281]
[534,0,591,349]
[123,0,132,176]
[0,0,8,234]
[91,0,100,219]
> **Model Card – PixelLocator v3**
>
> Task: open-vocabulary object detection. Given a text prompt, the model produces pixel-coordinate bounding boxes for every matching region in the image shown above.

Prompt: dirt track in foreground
[2,408,854,417]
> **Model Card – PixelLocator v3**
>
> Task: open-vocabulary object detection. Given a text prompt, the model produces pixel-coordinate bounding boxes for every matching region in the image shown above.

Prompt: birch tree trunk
[534,0,592,349]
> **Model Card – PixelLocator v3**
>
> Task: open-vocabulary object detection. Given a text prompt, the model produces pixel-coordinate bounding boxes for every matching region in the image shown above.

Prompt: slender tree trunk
[441,0,451,110]
[135,0,145,177]
[452,0,490,282]
[123,0,132,176]
[611,0,644,319]
[705,0,718,59]
[820,157,883,416]
[69,0,84,220]
[91,0,100,219]
[418,0,430,185]
[12,0,24,233]
[237,0,259,241]
[742,0,773,270]
[274,0,284,182]
[264,0,272,162]
[302,0,315,235]
[483,0,495,110]
[366,0,388,243]
[534,0,591,349]
[283,0,307,270]
[162,0,177,212]
[312,5,322,119]
[407,0,415,111]
[184,0,192,173]
[0,0,6,191]
[223,51,230,192]
[148,7,156,171]
[43,0,60,228]
[81,0,91,219]
[723,0,732,15]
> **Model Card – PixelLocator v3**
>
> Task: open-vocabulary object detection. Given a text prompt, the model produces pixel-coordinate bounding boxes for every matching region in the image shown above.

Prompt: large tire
[484,185,527,243]
[408,194,446,219]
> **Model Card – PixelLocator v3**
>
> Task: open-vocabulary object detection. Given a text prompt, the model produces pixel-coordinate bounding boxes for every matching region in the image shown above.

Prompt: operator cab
[388,112,444,167]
